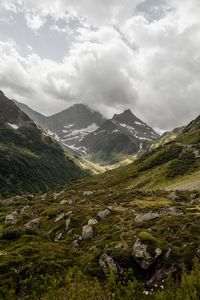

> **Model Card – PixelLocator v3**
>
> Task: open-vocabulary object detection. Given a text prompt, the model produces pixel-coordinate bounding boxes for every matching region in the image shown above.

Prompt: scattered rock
[55,232,63,242]
[67,199,74,205]
[132,238,162,269]
[82,225,93,240]
[1,198,13,206]
[55,213,67,222]
[168,192,180,201]
[5,214,17,225]
[161,207,183,216]
[27,194,34,200]
[190,193,197,200]
[83,191,94,196]
[25,218,40,230]
[99,253,118,276]
[65,219,71,232]
[53,191,64,199]
[60,200,68,205]
[114,242,129,250]
[97,209,110,220]
[21,206,30,214]
[73,234,82,241]
[89,246,98,252]
[88,218,98,226]
[72,240,79,248]
[135,212,159,223]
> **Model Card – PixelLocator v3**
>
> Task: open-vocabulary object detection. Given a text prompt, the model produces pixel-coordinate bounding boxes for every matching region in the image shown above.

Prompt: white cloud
[0,0,200,130]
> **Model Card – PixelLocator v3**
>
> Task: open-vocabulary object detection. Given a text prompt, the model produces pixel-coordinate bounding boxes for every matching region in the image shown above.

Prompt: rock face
[135,212,159,223]
[24,218,40,230]
[82,225,93,240]
[97,209,110,220]
[5,214,17,225]
[88,218,98,226]
[132,238,162,269]
[99,253,118,276]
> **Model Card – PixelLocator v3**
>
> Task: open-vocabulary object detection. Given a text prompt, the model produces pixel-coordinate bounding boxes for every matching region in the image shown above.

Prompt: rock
[83,191,94,196]
[65,219,71,232]
[5,214,17,225]
[132,238,162,269]
[161,207,183,216]
[97,209,110,220]
[41,193,47,201]
[88,218,98,226]
[147,264,179,287]
[1,198,13,206]
[82,224,93,240]
[168,192,180,201]
[67,199,74,205]
[53,191,64,199]
[114,242,129,250]
[60,200,68,205]
[25,218,40,230]
[190,193,197,200]
[196,249,200,258]
[72,240,79,248]
[73,234,82,241]
[27,194,34,200]
[21,206,30,214]
[135,212,159,223]
[55,232,63,242]
[55,212,67,222]
[99,253,118,276]
[89,246,98,252]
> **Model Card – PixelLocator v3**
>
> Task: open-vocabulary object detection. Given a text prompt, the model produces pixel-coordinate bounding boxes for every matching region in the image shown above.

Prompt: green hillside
[0,91,86,197]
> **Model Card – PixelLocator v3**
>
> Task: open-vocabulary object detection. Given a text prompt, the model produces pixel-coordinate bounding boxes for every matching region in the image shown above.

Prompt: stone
[135,212,159,223]
[21,206,30,214]
[1,198,13,206]
[55,232,63,242]
[60,200,68,205]
[190,193,197,200]
[5,214,17,225]
[72,240,79,248]
[82,225,93,240]
[27,194,34,200]
[83,191,94,196]
[132,238,162,269]
[65,219,71,232]
[88,218,98,226]
[99,253,118,275]
[97,209,110,220]
[168,192,180,201]
[25,218,40,230]
[55,212,66,222]
[161,207,183,216]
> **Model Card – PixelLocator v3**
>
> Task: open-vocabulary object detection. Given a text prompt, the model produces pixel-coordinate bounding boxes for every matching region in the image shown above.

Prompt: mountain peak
[112,109,139,124]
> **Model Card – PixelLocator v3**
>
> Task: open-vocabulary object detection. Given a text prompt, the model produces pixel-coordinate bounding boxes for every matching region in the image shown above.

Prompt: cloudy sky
[0,0,200,131]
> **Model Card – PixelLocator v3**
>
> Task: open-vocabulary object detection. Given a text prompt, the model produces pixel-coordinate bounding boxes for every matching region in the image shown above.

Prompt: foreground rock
[132,238,162,269]
[5,214,17,225]
[99,253,118,276]
[82,225,93,240]
[25,218,40,230]
[135,212,159,223]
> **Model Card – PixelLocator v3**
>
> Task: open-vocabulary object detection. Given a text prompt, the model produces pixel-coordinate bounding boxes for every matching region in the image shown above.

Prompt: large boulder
[25,218,40,230]
[132,238,162,269]
[99,253,118,276]
[135,212,159,223]
[97,209,110,220]
[82,225,93,240]
[4,214,17,225]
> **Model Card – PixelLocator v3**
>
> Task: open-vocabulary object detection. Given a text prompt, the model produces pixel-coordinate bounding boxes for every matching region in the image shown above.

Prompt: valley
[1,91,200,299]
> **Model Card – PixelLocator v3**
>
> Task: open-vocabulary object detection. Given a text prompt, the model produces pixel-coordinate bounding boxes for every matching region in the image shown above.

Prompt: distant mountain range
[15,100,160,164]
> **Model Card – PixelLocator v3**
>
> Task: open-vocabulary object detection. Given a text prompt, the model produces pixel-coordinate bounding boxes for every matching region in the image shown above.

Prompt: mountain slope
[0,91,86,197]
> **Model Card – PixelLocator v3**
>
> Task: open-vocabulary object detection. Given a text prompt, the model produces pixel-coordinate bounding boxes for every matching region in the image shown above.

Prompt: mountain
[0,91,86,197]
[79,109,160,164]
